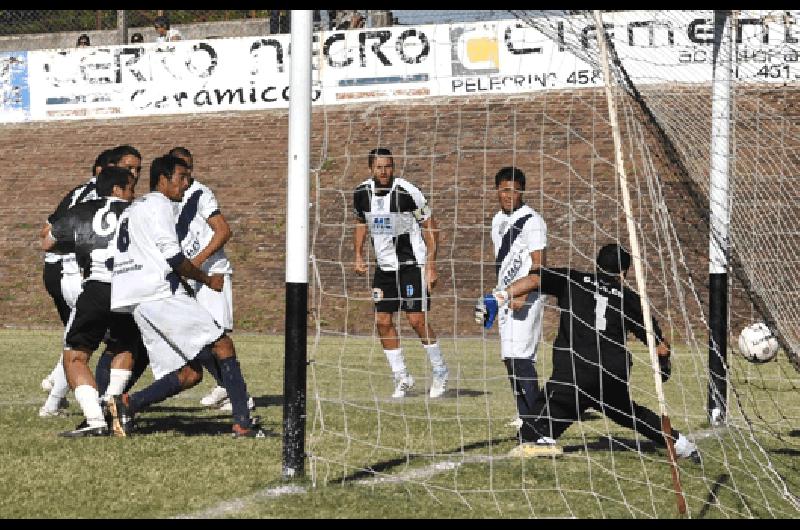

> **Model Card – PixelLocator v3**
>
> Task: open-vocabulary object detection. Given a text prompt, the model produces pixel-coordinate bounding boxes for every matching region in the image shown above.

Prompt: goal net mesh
[305,10,800,517]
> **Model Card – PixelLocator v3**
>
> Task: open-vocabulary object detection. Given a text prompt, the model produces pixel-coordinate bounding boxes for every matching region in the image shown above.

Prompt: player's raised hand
[206,274,224,292]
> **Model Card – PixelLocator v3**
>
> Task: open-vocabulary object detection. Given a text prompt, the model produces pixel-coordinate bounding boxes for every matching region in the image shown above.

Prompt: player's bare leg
[377,312,414,398]
[406,313,448,398]
[60,347,108,436]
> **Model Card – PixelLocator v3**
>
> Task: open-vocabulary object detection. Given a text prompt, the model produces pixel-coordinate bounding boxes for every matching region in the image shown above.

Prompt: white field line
[165,427,740,518]
[172,485,307,519]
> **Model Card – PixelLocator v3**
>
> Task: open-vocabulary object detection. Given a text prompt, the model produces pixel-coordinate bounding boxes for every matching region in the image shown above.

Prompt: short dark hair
[154,16,170,29]
[96,166,133,197]
[168,146,192,161]
[109,145,142,164]
[150,154,188,191]
[77,34,90,45]
[368,147,393,169]
[596,243,631,275]
[495,166,526,190]
[130,32,144,43]
[92,148,115,176]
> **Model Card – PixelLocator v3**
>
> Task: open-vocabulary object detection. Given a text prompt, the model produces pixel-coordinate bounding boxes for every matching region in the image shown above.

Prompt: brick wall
[0,89,781,341]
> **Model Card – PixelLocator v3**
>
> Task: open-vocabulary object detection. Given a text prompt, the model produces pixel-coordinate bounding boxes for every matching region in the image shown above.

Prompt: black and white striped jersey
[44,177,99,270]
[353,177,431,271]
[49,196,130,284]
[491,204,547,290]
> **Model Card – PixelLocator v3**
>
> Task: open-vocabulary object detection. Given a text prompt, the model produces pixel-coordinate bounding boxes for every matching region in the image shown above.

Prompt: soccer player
[42,166,141,437]
[38,148,114,417]
[482,166,547,435]
[478,243,699,460]
[167,146,253,412]
[107,154,263,438]
[353,147,449,398]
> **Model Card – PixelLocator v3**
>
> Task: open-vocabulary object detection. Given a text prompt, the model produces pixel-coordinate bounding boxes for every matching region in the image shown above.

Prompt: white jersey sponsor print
[353,177,431,271]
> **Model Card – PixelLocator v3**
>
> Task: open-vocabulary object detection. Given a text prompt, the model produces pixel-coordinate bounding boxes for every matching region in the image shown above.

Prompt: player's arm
[41,216,76,253]
[189,212,232,269]
[420,215,438,290]
[155,204,223,292]
[353,219,368,274]
[169,253,223,292]
[508,248,546,310]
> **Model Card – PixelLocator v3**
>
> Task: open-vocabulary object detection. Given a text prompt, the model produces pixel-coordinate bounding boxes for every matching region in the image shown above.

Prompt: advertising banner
[6,11,799,123]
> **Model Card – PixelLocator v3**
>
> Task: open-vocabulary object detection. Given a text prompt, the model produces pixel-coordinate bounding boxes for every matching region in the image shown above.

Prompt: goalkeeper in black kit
[477,243,700,460]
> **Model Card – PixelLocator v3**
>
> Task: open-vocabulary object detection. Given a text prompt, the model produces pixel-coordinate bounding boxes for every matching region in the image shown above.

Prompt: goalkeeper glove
[474,290,508,329]
[658,354,672,383]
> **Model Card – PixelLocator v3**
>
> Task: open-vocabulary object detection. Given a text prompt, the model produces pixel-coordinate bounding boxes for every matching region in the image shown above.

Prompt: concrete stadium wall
[0,90,776,340]
[0,19,271,52]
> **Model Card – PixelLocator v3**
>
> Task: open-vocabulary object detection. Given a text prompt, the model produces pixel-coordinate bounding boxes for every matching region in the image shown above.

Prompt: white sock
[423,342,446,374]
[106,369,132,397]
[48,357,64,382]
[384,348,407,375]
[43,362,70,411]
[74,385,106,428]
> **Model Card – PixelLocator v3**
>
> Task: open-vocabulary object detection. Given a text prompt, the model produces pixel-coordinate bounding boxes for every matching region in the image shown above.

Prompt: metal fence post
[117,10,128,45]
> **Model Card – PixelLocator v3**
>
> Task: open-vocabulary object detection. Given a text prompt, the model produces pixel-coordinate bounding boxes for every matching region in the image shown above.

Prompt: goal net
[305,10,800,517]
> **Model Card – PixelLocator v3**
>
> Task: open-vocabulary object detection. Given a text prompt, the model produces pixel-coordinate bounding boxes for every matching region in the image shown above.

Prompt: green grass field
[2,328,799,518]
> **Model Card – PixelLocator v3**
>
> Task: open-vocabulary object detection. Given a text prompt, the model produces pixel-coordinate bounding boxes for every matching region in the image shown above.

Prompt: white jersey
[352,177,431,271]
[491,204,547,360]
[174,179,232,275]
[110,192,187,311]
[491,204,547,290]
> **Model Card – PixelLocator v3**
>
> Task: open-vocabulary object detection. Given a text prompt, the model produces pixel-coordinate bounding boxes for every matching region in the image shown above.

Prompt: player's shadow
[563,436,659,455]
[396,388,487,399]
[130,415,279,437]
[145,394,283,414]
[338,436,513,483]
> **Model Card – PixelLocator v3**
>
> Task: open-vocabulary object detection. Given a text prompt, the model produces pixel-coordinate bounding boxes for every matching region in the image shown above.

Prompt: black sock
[95,352,113,396]
[127,370,181,415]
[198,347,223,386]
[219,356,251,428]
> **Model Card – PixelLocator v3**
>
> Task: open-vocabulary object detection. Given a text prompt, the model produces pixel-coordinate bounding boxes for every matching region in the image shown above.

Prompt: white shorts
[61,272,82,310]
[499,293,543,360]
[132,294,224,380]
[191,273,233,331]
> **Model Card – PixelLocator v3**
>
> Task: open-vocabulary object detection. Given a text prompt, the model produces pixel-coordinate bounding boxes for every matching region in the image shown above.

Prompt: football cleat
[200,385,228,407]
[429,372,448,399]
[106,394,134,437]
[507,417,524,430]
[39,406,66,418]
[218,395,256,412]
[508,439,563,458]
[392,373,415,398]
[674,434,700,463]
[232,423,267,438]
[59,421,109,438]
[38,397,70,418]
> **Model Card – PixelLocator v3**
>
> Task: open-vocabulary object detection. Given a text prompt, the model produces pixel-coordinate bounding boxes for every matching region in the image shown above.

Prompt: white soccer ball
[738,322,779,363]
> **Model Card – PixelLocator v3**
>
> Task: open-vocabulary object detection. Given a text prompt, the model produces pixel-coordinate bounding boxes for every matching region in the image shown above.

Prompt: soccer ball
[738,322,779,363]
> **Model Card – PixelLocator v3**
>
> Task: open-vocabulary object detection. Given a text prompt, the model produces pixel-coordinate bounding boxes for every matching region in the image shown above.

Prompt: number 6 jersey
[110,192,186,312]
[49,196,131,284]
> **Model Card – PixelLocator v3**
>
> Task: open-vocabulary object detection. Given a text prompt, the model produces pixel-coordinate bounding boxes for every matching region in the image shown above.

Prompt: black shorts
[372,265,430,313]
[43,261,71,325]
[65,281,141,353]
